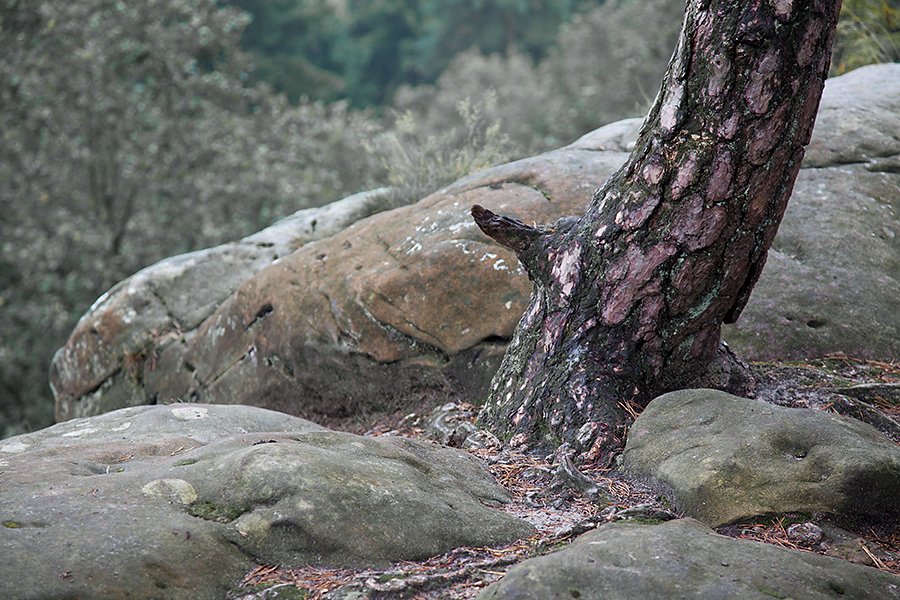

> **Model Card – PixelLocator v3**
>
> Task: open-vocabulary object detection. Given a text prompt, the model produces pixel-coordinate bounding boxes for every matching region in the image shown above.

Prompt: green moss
[173,459,198,466]
[829,378,853,387]
[268,585,308,599]
[828,582,846,595]
[529,538,572,557]
[529,184,553,202]
[2,521,20,529]
[185,501,249,523]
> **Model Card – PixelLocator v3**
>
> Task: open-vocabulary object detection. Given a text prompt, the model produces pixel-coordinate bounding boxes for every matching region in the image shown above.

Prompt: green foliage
[364,92,520,215]
[392,0,900,154]
[227,0,900,110]
[539,0,685,141]
[831,0,900,74]
[226,0,350,102]
[403,0,601,83]
[393,0,685,153]
[392,48,561,152]
[227,0,604,107]
[0,0,383,437]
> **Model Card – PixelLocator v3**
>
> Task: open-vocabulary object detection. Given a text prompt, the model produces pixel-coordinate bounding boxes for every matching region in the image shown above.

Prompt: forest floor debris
[230,357,900,599]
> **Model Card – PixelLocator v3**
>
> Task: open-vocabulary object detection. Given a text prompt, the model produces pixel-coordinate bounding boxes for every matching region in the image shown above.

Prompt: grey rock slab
[722,64,900,361]
[722,162,900,362]
[476,518,900,600]
[623,389,900,527]
[803,63,900,168]
[0,402,328,452]
[0,404,533,600]
[205,431,535,567]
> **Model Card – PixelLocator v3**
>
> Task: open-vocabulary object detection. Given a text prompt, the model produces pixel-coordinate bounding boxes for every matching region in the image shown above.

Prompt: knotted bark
[473,0,842,461]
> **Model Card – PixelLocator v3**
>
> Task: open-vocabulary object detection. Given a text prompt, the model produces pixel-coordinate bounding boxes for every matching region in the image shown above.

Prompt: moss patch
[186,501,249,523]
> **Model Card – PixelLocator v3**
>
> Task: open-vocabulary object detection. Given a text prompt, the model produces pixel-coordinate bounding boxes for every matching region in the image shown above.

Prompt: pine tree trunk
[472,0,842,462]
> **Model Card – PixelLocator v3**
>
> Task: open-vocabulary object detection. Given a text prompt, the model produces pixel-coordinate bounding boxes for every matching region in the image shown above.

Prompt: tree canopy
[226,0,605,107]
[0,0,382,436]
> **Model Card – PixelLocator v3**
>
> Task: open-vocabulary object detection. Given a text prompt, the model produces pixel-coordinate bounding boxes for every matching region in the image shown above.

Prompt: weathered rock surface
[623,389,900,527]
[476,518,900,600]
[0,404,533,600]
[50,120,632,422]
[47,187,390,421]
[50,64,900,423]
[722,63,900,362]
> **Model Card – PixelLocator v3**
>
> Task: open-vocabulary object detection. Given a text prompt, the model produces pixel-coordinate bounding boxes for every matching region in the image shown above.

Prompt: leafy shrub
[0,0,383,437]
[392,0,685,154]
[392,48,562,154]
[831,0,900,74]
[364,92,521,215]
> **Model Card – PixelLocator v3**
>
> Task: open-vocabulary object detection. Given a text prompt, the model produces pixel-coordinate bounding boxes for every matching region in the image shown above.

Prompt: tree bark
[472,0,842,462]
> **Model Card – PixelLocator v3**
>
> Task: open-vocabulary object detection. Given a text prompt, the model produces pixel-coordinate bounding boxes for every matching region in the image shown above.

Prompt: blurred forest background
[1,0,898,438]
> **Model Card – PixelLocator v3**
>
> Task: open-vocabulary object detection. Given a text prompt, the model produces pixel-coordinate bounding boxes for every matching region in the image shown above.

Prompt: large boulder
[50,120,636,422]
[476,518,900,600]
[47,187,391,421]
[0,404,533,600]
[50,64,900,423]
[623,389,900,527]
[722,65,900,361]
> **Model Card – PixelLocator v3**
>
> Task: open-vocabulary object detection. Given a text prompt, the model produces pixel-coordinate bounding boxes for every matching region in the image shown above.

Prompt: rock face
[476,518,900,600]
[623,389,900,527]
[47,187,391,421]
[722,65,900,362]
[50,65,900,423]
[50,120,634,422]
[0,404,533,600]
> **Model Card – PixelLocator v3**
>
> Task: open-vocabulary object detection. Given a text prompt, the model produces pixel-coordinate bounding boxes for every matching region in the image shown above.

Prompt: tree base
[673,340,755,399]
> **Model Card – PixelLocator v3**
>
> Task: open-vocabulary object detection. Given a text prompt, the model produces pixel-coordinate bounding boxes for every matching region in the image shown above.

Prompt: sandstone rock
[721,63,900,361]
[50,65,900,423]
[0,404,533,600]
[51,123,631,422]
[802,63,900,168]
[623,389,900,527]
[49,187,391,421]
[476,518,900,600]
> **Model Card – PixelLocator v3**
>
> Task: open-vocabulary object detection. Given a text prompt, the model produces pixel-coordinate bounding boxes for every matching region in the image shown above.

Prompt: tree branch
[471,204,542,254]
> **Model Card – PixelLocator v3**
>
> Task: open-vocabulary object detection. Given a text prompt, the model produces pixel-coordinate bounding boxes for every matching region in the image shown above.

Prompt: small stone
[787,522,823,545]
